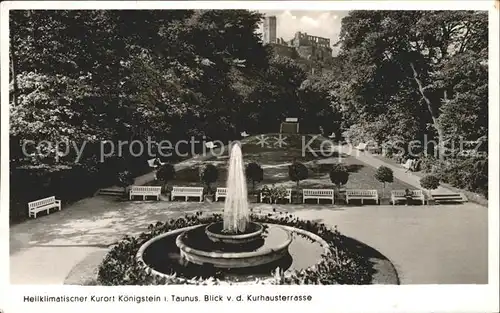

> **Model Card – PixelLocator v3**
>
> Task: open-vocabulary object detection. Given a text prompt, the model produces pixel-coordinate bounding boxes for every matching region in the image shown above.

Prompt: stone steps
[431,193,467,204]
[96,188,126,197]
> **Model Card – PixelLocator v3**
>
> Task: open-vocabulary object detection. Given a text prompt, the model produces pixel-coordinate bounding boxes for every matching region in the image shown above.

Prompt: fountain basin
[205,221,264,245]
[176,223,291,269]
[137,223,329,283]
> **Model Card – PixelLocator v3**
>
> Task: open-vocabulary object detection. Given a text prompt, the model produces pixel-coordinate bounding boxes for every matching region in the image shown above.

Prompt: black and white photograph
[1,1,498,313]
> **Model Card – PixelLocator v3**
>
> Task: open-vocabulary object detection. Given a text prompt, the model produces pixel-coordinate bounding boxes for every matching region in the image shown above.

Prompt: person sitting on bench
[404,188,413,206]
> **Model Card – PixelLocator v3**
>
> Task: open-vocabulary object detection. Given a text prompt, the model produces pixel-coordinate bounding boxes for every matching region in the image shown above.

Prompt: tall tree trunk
[10,35,18,107]
[410,62,445,160]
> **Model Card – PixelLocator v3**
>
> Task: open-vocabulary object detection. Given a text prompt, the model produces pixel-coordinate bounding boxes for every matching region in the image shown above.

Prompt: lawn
[148,134,415,201]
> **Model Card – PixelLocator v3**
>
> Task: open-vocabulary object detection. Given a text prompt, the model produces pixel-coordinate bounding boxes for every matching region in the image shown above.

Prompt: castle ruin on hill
[262,15,333,63]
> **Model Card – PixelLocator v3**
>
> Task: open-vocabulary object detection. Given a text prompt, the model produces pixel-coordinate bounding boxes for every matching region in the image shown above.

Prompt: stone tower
[263,16,277,44]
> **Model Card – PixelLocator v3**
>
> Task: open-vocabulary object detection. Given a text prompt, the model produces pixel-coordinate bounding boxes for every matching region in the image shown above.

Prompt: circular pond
[138,223,328,283]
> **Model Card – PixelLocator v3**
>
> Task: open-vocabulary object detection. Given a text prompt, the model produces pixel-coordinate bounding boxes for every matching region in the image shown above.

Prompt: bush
[420,175,440,191]
[261,184,288,203]
[416,156,488,198]
[441,157,488,197]
[329,164,349,189]
[199,163,218,194]
[288,161,308,189]
[117,170,135,191]
[374,166,393,188]
[97,213,373,285]
[245,162,263,192]
[156,164,176,192]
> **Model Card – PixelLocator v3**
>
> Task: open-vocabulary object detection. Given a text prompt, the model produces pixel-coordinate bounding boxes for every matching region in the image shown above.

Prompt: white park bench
[402,159,415,171]
[147,158,166,169]
[302,189,335,204]
[205,141,218,149]
[260,188,292,203]
[354,143,367,152]
[215,187,227,202]
[390,190,425,205]
[171,186,204,202]
[28,196,61,219]
[346,189,379,204]
[129,186,162,201]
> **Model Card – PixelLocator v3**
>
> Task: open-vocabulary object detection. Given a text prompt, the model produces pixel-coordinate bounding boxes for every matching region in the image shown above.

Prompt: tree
[336,11,488,159]
[199,163,218,194]
[156,164,176,193]
[288,161,308,190]
[117,170,135,193]
[420,174,440,196]
[245,162,263,193]
[374,166,394,197]
[329,164,349,192]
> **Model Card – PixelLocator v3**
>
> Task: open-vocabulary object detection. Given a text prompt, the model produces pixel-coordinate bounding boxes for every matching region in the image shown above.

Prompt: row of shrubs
[120,160,443,198]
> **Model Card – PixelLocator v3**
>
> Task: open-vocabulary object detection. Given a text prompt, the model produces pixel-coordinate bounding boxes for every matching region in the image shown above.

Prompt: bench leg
[317,198,319,204]
[185,196,188,202]
[361,199,364,205]
[199,196,203,203]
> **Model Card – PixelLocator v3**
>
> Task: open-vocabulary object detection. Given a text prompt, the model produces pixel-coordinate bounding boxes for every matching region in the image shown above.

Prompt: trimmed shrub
[420,175,440,191]
[199,163,218,194]
[329,164,349,189]
[374,166,394,187]
[156,164,176,192]
[374,166,393,197]
[288,161,308,189]
[117,170,135,192]
[245,162,264,192]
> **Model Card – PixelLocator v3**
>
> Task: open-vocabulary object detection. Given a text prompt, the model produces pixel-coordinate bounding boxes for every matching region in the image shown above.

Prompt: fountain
[137,142,329,282]
[204,142,264,245]
[176,143,292,268]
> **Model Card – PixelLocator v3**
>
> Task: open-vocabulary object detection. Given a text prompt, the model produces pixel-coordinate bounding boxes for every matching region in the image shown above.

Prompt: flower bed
[97,212,374,285]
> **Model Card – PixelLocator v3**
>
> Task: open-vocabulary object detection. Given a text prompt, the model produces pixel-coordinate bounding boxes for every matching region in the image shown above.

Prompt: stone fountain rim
[136,222,330,284]
[204,221,264,241]
[178,222,288,259]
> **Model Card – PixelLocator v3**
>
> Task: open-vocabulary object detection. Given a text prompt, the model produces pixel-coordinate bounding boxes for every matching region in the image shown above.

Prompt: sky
[257,10,349,53]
